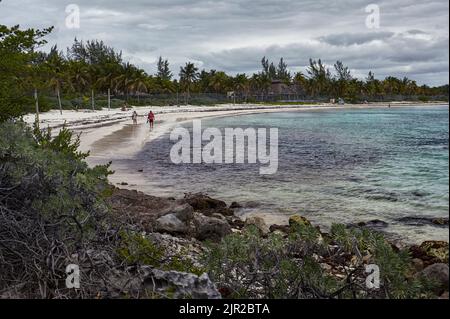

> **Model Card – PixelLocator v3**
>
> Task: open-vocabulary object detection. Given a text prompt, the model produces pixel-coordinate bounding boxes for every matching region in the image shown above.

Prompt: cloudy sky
[0,0,448,85]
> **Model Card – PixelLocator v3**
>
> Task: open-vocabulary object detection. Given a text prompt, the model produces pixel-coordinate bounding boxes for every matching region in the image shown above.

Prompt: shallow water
[122,106,449,243]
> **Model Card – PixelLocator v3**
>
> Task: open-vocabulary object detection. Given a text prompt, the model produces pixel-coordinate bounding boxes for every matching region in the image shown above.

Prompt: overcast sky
[0,0,448,85]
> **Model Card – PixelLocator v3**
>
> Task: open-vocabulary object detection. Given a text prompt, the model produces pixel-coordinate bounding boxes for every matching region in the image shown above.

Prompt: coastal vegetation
[1,24,448,120]
[0,24,448,299]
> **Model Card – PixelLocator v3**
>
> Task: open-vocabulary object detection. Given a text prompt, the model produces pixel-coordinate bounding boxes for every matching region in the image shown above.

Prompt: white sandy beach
[24,101,448,190]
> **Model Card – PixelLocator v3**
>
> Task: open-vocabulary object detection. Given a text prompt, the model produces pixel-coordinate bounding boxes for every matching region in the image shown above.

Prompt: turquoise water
[130,106,449,243]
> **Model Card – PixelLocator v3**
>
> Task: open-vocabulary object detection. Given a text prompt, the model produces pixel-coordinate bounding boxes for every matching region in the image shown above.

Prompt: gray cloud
[0,0,448,85]
[319,32,395,46]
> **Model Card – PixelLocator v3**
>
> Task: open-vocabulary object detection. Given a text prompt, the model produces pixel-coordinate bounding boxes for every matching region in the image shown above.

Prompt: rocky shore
[107,188,449,299]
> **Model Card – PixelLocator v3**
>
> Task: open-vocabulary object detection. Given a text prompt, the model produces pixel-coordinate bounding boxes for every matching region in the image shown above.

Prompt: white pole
[108,88,111,111]
[34,88,40,125]
[57,89,62,115]
[91,89,95,111]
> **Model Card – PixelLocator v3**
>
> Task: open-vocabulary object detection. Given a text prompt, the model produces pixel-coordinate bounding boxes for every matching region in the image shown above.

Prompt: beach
[24,101,448,188]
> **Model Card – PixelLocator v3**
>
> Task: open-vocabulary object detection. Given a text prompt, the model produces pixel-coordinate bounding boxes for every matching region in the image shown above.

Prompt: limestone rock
[245,216,270,235]
[420,263,449,294]
[193,213,232,241]
[289,214,312,228]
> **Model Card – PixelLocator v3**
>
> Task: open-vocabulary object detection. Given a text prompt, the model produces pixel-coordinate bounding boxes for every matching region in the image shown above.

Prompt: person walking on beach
[132,111,138,124]
[147,111,155,129]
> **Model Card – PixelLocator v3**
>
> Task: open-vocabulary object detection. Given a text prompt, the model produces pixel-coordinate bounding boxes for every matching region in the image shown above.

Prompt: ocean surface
[123,106,449,243]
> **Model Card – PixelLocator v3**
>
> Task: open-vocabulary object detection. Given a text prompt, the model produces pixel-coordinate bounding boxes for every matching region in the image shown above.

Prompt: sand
[24,101,448,190]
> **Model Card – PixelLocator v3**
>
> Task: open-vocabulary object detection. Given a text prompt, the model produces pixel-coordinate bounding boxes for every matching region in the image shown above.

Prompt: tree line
[1,24,448,121]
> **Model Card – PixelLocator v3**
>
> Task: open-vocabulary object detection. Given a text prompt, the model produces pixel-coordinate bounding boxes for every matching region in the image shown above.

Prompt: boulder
[419,263,449,294]
[108,267,221,299]
[230,202,242,209]
[169,203,194,222]
[356,219,389,229]
[193,213,232,242]
[156,214,189,234]
[185,193,234,216]
[269,224,290,234]
[408,240,449,267]
[108,188,192,231]
[143,269,222,299]
[185,193,227,210]
[289,214,312,228]
[411,258,425,273]
[226,217,245,229]
[396,216,449,227]
[419,241,449,263]
[245,216,270,235]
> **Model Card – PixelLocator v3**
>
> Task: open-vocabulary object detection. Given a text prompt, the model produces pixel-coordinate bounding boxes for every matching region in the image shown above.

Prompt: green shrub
[330,224,437,298]
[117,231,205,276]
[0,121,113,297]
[202,225,338,298]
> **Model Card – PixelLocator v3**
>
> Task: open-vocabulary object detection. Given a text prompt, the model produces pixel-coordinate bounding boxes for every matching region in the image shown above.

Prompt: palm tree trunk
[57,88,62,115]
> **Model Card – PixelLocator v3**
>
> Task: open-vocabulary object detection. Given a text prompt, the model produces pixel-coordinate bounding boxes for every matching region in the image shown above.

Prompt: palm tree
[45,46,66,114]
[209,71,229,93]
[234,73,249,102]
[67,61,91,109]
[129,69,149,103]
[113,62,136,101]
[179,62,199,104]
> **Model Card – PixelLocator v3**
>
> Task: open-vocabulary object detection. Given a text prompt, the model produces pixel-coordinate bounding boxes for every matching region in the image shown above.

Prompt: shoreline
[24,102,449,244]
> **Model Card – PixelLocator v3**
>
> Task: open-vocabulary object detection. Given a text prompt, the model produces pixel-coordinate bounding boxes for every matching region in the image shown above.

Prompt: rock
[226,217,245,229]
[108,267,221,299]
[169,203,194,222]
[411,258,425,273]
[185,193,234,216]
[143,269,221,299]
[156,214,189,234]
[119,182,128,186]
[185,193,227,210]
[289,215,312,228]
[419,241,449,263]
[397,216,449,228]
[193,213,232,242]
[432,218,449,226]
[230,201,242,209]
[211,213,226,221]
[419,263,449,294]
[269,224,290,234]
[357,219,389,229]
[245,216,270,235]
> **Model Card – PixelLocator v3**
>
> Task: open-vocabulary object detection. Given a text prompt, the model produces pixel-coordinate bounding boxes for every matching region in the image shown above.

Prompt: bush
[117,231,205,276]
[202,223,437,299]
[0,122,113,298]
[202,225,338,298]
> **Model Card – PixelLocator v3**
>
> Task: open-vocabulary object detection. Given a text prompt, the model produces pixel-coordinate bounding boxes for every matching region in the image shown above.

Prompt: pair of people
[131,110,155,128]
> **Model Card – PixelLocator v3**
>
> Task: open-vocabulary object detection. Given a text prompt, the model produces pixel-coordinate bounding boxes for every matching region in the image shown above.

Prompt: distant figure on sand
[131,111,138,124]
[147,111,155,129]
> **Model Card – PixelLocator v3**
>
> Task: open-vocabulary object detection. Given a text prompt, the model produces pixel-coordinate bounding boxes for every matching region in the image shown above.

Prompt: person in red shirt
[147,111,155,129]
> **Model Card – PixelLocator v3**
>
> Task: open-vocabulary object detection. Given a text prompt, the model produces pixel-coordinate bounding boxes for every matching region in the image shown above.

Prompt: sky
[0,0,448,86]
